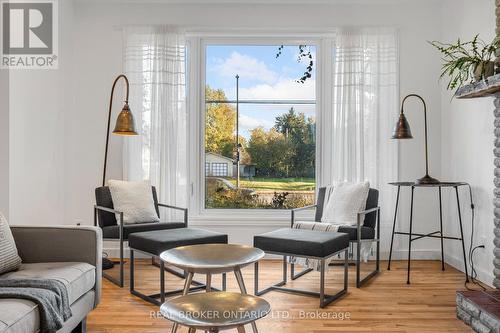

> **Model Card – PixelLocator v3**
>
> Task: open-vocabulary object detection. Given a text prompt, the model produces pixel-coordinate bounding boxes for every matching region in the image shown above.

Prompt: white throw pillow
[107,180,160,224]
[320,181,370,226]
[0,212,22,274]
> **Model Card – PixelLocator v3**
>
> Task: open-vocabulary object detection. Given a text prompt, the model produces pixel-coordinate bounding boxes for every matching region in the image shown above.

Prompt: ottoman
[253,228,349,308]
[128,227,228,305]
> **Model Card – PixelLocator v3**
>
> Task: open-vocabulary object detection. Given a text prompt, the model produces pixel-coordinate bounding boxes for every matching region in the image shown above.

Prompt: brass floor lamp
[101,74,138,270]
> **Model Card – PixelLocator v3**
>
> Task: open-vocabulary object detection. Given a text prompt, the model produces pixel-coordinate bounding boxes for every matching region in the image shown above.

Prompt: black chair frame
[94,199,188,288]
[291,192,380,288]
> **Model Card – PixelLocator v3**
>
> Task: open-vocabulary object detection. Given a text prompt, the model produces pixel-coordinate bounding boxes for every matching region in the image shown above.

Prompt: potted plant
[429,35,499,90]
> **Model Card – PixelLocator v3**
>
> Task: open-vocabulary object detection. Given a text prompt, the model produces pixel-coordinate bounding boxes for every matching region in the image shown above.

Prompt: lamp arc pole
[395,94,439,185]
[102,74,137,186]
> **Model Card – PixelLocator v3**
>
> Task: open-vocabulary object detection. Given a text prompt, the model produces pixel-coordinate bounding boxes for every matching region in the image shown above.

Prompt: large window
[204,44,316,209]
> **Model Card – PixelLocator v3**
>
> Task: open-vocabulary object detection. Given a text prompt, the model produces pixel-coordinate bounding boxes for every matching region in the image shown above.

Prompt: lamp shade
[391,113,413,139]
[113,103,138,135]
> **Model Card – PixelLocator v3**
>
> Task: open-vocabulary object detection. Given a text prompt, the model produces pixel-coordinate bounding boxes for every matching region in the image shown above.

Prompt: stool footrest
[254,248,349,308]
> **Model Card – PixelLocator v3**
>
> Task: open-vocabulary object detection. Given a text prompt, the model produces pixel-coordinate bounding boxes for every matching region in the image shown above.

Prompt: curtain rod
[113,24,399,35]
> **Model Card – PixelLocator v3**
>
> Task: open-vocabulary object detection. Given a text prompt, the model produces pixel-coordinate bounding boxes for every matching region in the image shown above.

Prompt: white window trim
[187,34,330,225]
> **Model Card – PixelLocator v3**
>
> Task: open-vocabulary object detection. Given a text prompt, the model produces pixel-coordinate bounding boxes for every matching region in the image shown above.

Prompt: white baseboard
[444,253,494,288]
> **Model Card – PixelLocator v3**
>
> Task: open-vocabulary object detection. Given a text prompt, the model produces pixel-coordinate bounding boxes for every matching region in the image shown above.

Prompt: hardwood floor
[88,259,473,332]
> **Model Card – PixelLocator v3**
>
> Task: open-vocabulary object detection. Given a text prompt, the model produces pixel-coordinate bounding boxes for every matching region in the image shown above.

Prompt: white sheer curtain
[320,28,399,225]
[123,26,187,220]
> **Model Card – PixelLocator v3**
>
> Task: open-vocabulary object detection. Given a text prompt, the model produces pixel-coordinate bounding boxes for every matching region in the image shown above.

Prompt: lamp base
[416,174,440,185]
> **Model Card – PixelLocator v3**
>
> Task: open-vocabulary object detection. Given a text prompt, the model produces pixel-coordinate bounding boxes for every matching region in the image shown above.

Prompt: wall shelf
[455,74,500,99]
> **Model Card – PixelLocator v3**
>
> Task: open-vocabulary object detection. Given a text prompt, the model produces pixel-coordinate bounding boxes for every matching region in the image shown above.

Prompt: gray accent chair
[94,185,187,287]
[291,187,380,287]
[0,226,102,333]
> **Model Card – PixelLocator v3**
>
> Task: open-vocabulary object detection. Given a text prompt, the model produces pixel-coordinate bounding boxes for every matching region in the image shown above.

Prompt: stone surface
[457,306,472,325]
[496,94,500,290]
[493,0,500,290]
[464,298,482,317]
[471,318,493,333]
[455,74,500,98]
[457,291,500,333]
[480,311,500,332]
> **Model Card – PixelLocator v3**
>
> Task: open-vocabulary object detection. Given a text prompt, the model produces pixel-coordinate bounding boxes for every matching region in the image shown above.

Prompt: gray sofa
[0,226,102,333]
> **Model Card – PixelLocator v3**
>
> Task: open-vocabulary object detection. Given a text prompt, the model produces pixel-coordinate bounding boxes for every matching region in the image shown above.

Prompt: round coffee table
[160,244,265,333]
[160,292,270,332]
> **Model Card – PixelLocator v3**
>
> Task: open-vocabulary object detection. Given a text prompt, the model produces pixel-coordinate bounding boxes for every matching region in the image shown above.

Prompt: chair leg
[319,259,325,307]
[356,241,361,288]
[119,237,124,287]
[355,240,380,288]
[129,250,134,292]
[344,248,349,292]
[237,326,247,333]
[282,256,287,283]
[160,260,165,304]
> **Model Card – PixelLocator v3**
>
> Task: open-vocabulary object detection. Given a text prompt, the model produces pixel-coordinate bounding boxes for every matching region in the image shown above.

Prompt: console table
[387,181,469,284]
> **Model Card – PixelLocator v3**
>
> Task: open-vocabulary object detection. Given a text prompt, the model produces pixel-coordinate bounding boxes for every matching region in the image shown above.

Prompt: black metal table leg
[282,256,287,283]
[455,186,470,283]
[129,250,134,292]
[438,186,445,271]
[388,186,401,270]
[389,181,471,285]
[376,208,381,272]
[407,186,415,284]
[160,260,165,304]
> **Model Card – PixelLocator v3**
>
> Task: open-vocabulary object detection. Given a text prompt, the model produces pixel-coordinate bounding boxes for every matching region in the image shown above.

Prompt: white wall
[67,0,445,256]
[8,0,74,225]
[0,68,8,218]
[440,0,496,285]
[6,0,496,285]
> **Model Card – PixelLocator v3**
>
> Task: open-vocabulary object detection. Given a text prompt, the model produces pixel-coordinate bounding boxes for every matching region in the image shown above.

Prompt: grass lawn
[228,177,315,191]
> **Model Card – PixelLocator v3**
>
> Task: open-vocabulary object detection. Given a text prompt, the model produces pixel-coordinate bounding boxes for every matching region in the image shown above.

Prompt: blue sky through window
[206,45,316,138]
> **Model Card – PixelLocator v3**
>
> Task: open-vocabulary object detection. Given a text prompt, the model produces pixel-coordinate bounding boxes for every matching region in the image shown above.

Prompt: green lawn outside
[228,177,315,191]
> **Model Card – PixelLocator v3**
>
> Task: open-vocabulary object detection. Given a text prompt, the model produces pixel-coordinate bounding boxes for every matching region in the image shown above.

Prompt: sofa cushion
[128,228,228,256]
[254,228,350,258]
[102,222,186,239]
[0,262,95,304]
[107,180,160,224]
[321,182,370,225]
[0,298,39,333]
[0,291,96,333]
[0,213,22,275]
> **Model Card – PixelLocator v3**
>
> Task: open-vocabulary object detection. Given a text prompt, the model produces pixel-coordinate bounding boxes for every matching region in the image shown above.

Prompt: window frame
[187,35,329,224]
